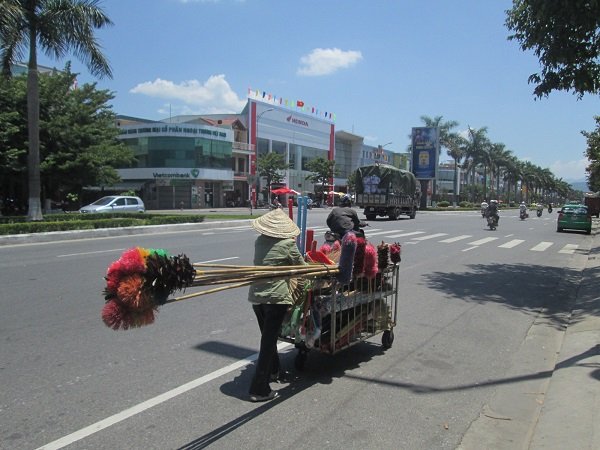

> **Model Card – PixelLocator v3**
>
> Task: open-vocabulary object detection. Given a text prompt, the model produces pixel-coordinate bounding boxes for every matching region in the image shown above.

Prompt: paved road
[0,209,592,449]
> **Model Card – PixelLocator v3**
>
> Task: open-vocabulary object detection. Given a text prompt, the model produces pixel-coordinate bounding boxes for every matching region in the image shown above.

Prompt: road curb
[0,219,253,246]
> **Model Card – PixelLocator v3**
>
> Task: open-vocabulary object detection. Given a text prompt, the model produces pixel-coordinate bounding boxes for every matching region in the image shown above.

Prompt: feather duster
[377,241,389,271]
[364,243,379,279]
[337,232,357,284]
[353,237,366,277]
[390,242,402,264]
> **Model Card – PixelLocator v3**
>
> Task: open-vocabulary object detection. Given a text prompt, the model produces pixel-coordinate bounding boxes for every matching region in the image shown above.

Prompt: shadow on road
[421,262,599,328]
[178,341,385,449]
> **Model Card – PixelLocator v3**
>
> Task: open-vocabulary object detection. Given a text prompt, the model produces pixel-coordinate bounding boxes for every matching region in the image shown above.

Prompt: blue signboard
[411,127,439,179]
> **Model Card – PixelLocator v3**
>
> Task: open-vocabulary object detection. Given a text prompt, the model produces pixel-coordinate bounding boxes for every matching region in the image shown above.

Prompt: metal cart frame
[279,264,400,370]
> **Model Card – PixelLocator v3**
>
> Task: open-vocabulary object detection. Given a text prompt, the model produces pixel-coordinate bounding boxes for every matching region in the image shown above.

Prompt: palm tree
[445,133,467,205]
[462,126,490,202]
[1,0,113,221]
[419,115,459,202]
[488,143,512,200]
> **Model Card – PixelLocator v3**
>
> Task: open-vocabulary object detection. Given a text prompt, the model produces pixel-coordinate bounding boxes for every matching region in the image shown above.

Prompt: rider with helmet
[326,195,364,238]
[486,199,500,223]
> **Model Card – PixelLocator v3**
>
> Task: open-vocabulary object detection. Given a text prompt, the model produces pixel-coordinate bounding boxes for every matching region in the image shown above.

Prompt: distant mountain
[569,181,590,192]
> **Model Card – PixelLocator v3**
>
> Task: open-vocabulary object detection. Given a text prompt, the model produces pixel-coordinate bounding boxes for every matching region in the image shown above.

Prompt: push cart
[279,263,400,370]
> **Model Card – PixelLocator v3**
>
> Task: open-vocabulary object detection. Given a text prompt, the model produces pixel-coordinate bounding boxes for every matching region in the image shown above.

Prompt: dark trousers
[249,303,288,396]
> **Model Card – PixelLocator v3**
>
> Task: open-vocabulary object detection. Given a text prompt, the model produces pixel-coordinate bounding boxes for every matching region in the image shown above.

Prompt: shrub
[437,201,450,208]
[459,201,473,208]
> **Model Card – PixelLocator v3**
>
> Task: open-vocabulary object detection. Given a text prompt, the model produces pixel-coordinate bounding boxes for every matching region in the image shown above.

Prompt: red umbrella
[271,187,300,195]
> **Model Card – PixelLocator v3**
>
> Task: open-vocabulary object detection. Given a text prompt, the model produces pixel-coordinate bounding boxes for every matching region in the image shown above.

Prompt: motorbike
[548,205,553,213]
[486,214,498,230]
[324,223,368,244]
[519,209,528,220]
[536,208,543,217]
[481,206,487,218]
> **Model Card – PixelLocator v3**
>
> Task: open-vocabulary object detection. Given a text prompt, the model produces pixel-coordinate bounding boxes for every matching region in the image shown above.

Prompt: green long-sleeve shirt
[247,235,307,305]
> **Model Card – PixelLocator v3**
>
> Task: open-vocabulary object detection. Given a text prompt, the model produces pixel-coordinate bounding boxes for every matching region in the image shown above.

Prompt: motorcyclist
[480,200,488,217]
[536,203,544,216]
[519,201,527,218]
[486,199,499,223]
[326,195,365,238]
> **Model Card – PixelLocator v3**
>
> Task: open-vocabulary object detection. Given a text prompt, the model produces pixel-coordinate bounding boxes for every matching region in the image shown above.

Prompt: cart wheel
[294,350,308,371]
[382,330,394,349]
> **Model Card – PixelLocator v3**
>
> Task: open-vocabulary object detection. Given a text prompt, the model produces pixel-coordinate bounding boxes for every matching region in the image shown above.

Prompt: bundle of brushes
[101,247,339,331]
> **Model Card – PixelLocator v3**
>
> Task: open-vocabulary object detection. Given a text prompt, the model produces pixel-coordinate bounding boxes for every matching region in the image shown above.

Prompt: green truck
[354,164,419,220]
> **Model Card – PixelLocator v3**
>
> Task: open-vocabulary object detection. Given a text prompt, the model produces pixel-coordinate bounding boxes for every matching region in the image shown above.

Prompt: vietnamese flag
[297,100,304,107]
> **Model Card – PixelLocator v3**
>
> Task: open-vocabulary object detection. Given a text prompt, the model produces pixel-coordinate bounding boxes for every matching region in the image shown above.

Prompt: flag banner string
[247,87,335,122]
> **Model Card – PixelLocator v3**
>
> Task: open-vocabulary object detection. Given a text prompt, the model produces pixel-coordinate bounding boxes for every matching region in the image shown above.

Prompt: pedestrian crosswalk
[201,225,583,254]
[303,226,583,255]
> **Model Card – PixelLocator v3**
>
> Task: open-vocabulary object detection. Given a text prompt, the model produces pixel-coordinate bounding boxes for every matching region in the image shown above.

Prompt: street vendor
[247,208,307,402]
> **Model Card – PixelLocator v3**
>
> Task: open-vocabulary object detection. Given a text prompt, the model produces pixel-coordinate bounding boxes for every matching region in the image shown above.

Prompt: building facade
[113,98,411,209]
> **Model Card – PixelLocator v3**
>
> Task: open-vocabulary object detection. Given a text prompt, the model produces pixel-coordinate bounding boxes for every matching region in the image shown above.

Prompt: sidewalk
[459,228,600,450]
[528,232,600,449]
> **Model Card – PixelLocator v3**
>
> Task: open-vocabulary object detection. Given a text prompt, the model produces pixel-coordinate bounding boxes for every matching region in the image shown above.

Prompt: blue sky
[39,0,599,182]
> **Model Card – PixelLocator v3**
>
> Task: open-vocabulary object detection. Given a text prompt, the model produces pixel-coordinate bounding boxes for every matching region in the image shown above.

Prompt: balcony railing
[232,142,254,152]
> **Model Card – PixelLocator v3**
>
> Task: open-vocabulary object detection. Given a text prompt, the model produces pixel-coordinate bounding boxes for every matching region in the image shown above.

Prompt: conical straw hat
[251,208,300,239]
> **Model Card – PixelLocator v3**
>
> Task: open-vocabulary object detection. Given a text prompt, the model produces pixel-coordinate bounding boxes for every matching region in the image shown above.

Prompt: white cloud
[297,48,362,76]
[549,158,589,181]
[130,74,246,114]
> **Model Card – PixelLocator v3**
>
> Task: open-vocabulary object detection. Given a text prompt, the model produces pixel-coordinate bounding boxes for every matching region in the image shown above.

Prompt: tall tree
[0,0,113,220]
[419,115,459,203]
[445,133,467,206]
[582,116,600,191]
[256,152,287,202]
[506,0,600,99]
[0,66,133,208]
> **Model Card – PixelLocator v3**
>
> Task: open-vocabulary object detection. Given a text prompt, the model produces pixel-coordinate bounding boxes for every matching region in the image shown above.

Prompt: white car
[79,196,145,213]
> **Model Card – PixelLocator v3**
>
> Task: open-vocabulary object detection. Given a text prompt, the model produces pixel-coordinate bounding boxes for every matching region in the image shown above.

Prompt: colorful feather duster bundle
[102,247,339,331]
[102,247,196,330]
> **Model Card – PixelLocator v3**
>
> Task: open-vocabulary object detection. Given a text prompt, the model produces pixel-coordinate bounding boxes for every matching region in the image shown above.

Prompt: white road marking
[439,235,472,243]
[498,239,525,248]
[365,229,395,236]
[559,244,579,254]
[36,343,292,449]
[530,242,553,252]
[467,237,499,246]
[462,246,479,252]
[411,233,448,241]
[56,248,124,258]
[195,257,239,264]
[387,231,426,238]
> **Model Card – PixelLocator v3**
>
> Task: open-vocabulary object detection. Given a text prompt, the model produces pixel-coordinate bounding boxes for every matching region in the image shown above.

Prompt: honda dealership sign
[411,127,439,180]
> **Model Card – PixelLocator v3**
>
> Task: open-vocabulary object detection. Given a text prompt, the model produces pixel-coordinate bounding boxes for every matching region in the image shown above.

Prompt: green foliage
[437,201,450,207]
[582,116,600,191]
[0,66,133,205]
[257,152,288,189]
[459,201,473,208]
[506,0,600,98]
[304,157,337,189]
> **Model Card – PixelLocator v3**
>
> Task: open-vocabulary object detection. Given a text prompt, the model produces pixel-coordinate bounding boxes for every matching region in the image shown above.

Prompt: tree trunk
[27,25,43,221]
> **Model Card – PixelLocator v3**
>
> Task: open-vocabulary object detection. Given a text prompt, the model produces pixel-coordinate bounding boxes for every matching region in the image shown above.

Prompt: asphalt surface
[1,208,598,449]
